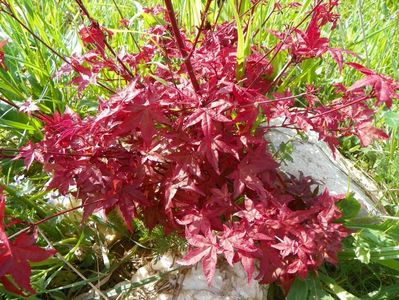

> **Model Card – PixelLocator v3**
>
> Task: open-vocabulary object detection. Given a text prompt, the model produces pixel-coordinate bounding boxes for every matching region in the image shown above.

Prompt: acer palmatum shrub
[1,0,398,296]
[0,193,56,295]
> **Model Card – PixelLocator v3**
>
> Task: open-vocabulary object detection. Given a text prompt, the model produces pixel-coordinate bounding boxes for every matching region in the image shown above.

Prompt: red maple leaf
[0,195,56,295]
[327,48,357,71]
[347,62,399,108]
[0,39,8,70]
[177,225,219,286]
[218,224,258,282]
[183,99,231,136]
[79,23,113,55]
[70,64,98,93]
[198,134,239,174]
[228,145,278,197]
[119,101,170,145]
[271,236,299,258]
[16,141,44,169]
[355,121,389,147]
[164,168,205,211]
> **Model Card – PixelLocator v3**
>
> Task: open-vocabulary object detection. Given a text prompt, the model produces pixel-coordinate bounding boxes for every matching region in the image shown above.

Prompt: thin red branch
[308,95,370,120]
[248,0,324,88]
[0,95,19,110]
[1,147,133,159]
[270,59,293,87]
[252,6,276,38]
[0,95,45,119]
[164,0,200,93]
[0,9,70,65]
[186,0,213,60]
[212,0,225,30]
[211,0,261,40]
[1,3,115,94]
[74,0,135,79]
[8,198,105,240]
[110,0,141,50]
[280,95,371,128]
[240,90,319,108]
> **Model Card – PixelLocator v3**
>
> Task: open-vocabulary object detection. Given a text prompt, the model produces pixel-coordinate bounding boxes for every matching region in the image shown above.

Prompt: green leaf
[319,274,360,300]
[288,273,336,300]
[353,233,371,264]
[229,0,250,80]
[355,245,371,263]
[377,259,399,271]
[0,118,36,132]
[370,246,399,260]
[307,274,335,300]
[367,284,399,300]
[336,193,361,221]
[287,277,309,300]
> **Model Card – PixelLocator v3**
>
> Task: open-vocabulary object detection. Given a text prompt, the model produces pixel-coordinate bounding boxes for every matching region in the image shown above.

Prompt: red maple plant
[1,0,398,295]
[0,191,56,296]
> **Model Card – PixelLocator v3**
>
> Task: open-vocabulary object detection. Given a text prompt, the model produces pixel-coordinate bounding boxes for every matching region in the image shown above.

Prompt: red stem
[248,0,324,88]
[308,95,370,120]
[0,95,46,119]
[252,6,276,38]
[244,0,265,35]
[110,0,141,50]
[0,95,19,110]
[281,95,371,128]
[240,90,319,108]
[212,0,225,30]
[1,9,69,65]
[1,4,115,94]
[1,147,133,159]
[270,59,293,87]
[8,198,105,240]
[74,0,135,80]
[164,0,200,93]
[186,0,213,60]
[211,0,261,39]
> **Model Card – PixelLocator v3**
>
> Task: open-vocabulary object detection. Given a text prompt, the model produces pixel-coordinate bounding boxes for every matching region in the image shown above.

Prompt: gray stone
[266,124,385,216]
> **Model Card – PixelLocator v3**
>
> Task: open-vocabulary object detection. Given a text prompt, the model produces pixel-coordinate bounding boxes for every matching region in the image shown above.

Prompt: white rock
[157,293,174,300]
[175,263,263,300]
[266,124,385,216]
[180,265,224,294]
[151,254,175,272]
[131,265,152,282]
[177,290,225,300]
[231,264,264,299]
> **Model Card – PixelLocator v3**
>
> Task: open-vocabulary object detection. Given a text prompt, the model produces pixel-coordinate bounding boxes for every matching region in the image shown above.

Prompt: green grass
[336,0,399,210]
[0,0,398,299]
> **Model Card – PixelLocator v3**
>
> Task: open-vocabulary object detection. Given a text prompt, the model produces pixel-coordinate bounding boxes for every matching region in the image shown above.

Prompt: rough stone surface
[267,125,385,216]
[75,254,264,299]
[176,263,264,300]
